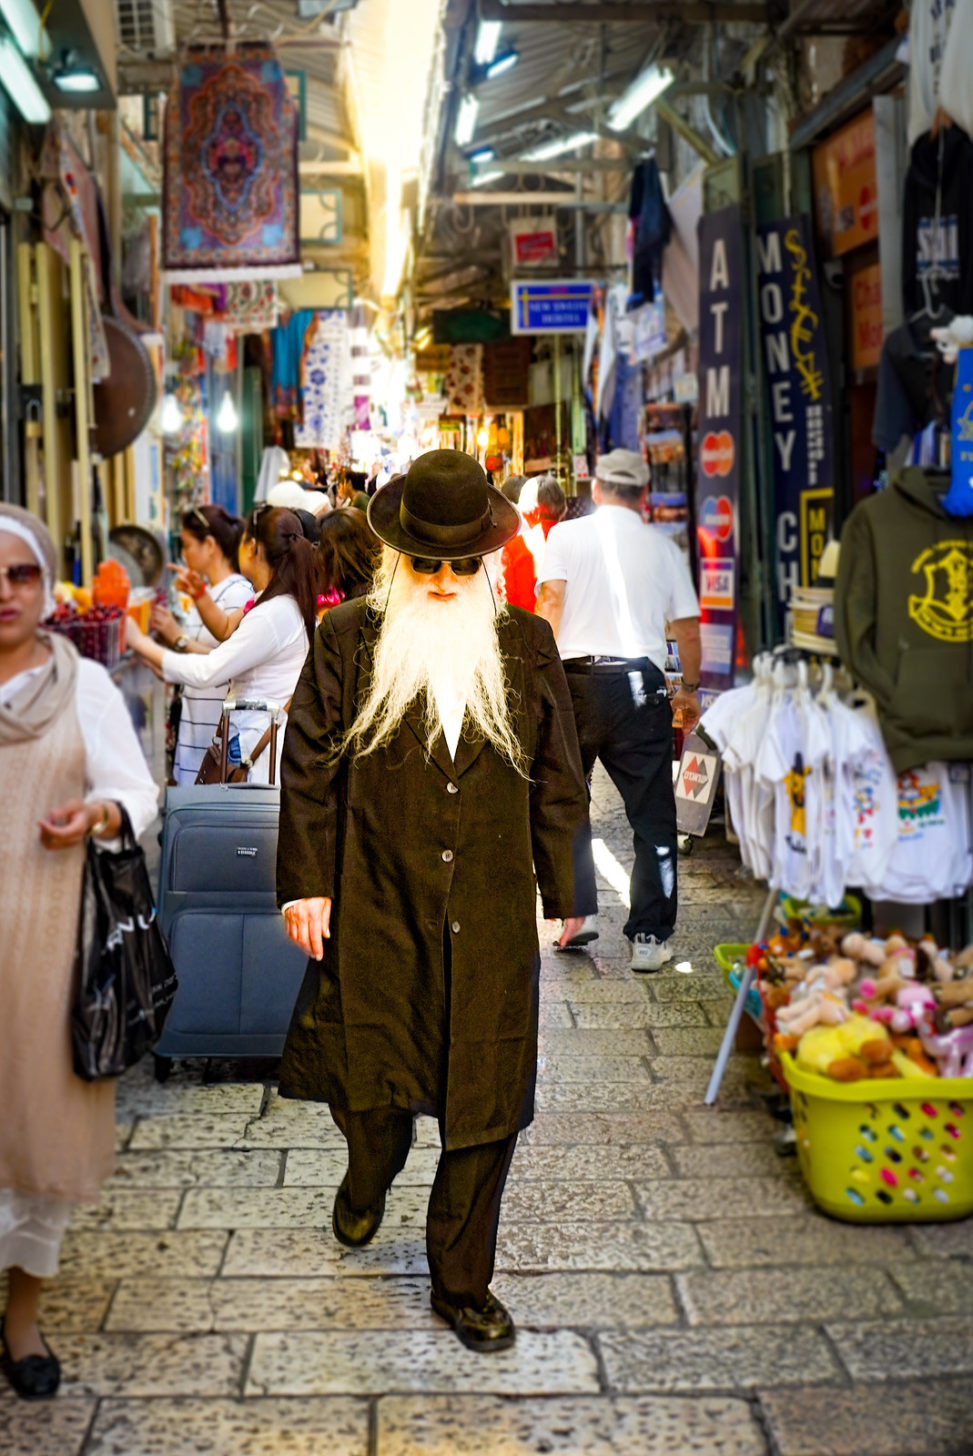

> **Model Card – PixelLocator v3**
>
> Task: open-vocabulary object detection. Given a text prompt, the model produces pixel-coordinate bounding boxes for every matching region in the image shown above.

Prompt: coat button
[446,782,458,794]
[442,849,454,862]
[451,920,461,933]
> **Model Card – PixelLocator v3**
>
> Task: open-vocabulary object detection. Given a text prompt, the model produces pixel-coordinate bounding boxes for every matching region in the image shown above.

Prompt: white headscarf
[0,504,58,617]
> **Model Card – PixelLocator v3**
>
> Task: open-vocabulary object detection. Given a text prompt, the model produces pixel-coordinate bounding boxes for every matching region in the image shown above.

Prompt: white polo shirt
[537,505,700,671]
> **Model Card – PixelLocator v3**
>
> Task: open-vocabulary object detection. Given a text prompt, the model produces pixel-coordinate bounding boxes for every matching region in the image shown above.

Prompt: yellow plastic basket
[781,1053,973,1223]
[781,894,862,929]
[713,943,762,1021]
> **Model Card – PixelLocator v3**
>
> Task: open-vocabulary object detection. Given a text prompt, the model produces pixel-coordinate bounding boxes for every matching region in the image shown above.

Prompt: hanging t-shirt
[756,691,831,899]
[881,762,972,902]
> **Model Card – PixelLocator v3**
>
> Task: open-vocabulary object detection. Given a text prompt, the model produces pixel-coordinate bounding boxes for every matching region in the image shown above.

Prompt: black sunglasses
[0,563,43,586]
[410,556,482,577]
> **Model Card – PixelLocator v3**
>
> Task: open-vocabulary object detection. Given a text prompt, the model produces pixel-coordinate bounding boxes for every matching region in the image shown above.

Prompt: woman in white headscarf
[0,504,157,1400]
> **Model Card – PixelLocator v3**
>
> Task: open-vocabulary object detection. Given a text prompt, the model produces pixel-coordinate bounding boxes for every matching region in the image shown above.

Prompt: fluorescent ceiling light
[522,130,597,162]
[455,93,479,148]
[54,58,100,92]
[0,38,49,122]
[0,0,49,59]
[467,145,495,164]
[608,64,675,132]
[484,49,518,80]
[216,391,239,433]
[474,19,501,65]
[472,168,502,188]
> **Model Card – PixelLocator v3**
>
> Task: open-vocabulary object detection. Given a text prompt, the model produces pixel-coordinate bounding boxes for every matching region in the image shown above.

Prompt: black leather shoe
[430,1289,515,1353]
[331,1174,386,1248]
[0,1319,61,1401]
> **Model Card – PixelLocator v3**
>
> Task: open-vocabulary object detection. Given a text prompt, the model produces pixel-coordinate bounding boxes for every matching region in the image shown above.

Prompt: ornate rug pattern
[163,46,301,283]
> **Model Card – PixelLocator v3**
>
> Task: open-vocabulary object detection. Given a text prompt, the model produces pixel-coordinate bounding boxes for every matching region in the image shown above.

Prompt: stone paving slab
[665,1142,789,1179]
[33,1276,116,1332]
[57,1229,229,1280]
[535,1081,697,1112]
[0,1390,95,1456]
[758,1379,973,1456]
[566,1000,713,1029]
[375,1393,769,1454]
[282,1145,439,1186]
[537,1027,655,1056]
[115,1081,264,1119]
[597,1323,841,1391]
[85,1397,370,1456]
[105,1275,437,1332]
[496,1220,703,1272]
[634,1175,810,1220]
[56,1333,249,1398]
[906,1222,973,1259]
[696,1215,915,1268]
[246,1330,600,1396]
[649,1026,729,1055]
[222,1228,431,1278]
[826,1316,973,1381]
[504,1181,637,1222]
[491,1272,680,1329]
[72,1189,183,1231]
[127,1114,259,1150]
[676,1265,904,1325]
[537,1054,653,1082]
[111,1149,284,1188]
[508,1143,669,1182]
[680,1110,779,1143]
[520,1112,689,1145]
[889,1260,973,1315]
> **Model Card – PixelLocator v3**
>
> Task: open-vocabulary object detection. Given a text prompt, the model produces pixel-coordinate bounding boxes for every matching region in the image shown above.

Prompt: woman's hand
[151,604,180,644]
[38,799,111,851]
[283,897,332,960]
[125,615,148,651]
[168,563,206,600]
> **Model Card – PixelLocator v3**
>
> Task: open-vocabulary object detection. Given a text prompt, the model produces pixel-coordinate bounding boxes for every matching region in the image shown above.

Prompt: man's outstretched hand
[284,897,332,960]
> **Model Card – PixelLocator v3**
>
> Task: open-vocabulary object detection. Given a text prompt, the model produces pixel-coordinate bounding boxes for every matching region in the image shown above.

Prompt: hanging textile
[163,45,301,283]
[218,280,280,333]
[445,346,484,416]
[628,157,672,307]
[270,309,316,420]
[295,311,351,450]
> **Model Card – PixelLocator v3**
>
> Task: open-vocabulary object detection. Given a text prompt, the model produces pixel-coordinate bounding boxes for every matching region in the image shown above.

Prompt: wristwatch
[174,634,189,651]
[680,680,700,693]
[87,802,111,837]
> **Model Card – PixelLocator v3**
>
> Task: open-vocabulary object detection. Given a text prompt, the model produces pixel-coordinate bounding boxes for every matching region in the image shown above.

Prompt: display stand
[704,885,776,1105]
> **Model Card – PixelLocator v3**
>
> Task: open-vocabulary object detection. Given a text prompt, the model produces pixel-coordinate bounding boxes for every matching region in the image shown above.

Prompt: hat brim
[367,475,521,559]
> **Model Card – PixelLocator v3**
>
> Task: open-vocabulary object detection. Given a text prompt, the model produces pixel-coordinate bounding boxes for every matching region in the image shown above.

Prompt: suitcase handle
[218,698,291,786]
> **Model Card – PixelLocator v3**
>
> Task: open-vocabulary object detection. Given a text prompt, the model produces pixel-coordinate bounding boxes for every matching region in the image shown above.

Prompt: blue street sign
[510,279,594,334]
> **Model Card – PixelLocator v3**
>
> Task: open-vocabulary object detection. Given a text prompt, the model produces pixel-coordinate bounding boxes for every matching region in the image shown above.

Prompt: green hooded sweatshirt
[834,468,973,773]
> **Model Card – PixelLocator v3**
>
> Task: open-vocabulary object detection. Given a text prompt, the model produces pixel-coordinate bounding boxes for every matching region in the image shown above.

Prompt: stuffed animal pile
[746,926,973,1082]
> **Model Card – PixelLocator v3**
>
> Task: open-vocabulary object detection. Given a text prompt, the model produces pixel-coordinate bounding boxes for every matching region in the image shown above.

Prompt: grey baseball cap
[595,448,649,489]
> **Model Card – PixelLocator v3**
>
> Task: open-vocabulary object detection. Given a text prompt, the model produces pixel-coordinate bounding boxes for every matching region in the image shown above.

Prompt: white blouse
[160,594,310,783]
[1,656,158,839]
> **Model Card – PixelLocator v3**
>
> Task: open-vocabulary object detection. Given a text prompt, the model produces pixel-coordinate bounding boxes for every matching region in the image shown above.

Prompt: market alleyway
[2,767,972,1456]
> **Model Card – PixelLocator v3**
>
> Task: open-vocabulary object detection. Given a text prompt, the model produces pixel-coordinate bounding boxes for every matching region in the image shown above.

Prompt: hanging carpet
[163,45,301,284]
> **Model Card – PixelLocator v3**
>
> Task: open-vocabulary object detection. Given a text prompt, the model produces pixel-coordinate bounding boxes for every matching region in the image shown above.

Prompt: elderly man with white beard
[276,451,591,1353]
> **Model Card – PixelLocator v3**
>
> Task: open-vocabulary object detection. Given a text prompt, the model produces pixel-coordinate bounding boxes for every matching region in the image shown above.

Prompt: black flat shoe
[431,1289,515,1353]
[331,1174,386,1248]
[0,1319,61,1401]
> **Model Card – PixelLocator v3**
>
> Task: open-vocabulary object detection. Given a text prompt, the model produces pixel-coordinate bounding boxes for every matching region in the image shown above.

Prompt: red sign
[701,431,735,478]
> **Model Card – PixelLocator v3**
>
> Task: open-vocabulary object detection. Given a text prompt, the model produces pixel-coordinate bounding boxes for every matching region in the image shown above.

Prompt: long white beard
[345,550,527,773]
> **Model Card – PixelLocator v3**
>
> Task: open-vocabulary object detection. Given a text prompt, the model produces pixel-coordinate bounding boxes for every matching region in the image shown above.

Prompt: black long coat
[276,598,589,1150]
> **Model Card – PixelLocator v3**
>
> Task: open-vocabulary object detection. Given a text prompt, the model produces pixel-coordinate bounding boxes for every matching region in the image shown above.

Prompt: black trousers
[332,1106,517,1306]
[566,660,678,942]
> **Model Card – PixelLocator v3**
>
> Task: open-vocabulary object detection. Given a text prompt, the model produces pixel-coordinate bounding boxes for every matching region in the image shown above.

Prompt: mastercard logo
[701,431,735,478]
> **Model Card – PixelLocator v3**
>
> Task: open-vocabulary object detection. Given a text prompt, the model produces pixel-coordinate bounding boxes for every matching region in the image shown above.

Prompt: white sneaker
[631,935,672,973]
[554,915,600,952]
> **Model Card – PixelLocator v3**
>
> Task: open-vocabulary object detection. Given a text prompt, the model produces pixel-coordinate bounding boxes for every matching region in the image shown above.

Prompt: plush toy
[795,1013,895,1080]
[840,932,886,967]
[919,1023,973,1079]
[776,988,848,1036]
[887,982,937,1034]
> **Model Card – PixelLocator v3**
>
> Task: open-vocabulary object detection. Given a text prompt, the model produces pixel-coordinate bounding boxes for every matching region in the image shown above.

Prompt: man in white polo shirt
[536,449,702,972]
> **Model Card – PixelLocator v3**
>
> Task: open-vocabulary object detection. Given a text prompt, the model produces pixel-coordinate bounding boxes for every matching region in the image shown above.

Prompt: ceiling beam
[452,191,626,208]
[472,157,632,175]
[478,1,771,23]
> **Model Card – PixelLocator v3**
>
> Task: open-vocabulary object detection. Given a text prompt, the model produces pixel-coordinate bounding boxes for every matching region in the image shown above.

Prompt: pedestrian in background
[0,505,157,1400]
[316,506,381,606]
[277,452,589,1354]
[501,474,567,612]
[536,449,701,971]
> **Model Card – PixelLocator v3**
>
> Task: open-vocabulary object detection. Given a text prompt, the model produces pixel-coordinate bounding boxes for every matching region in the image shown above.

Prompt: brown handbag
[194,698,292,786]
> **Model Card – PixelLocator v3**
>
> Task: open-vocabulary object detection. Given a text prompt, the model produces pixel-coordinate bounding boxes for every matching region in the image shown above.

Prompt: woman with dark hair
[126,506,320,782]
[150,504,254,784]
[316,506,381,605]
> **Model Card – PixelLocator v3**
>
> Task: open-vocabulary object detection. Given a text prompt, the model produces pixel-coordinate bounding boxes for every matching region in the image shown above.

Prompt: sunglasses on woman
[410,556,482,577]
[0,563,42,587]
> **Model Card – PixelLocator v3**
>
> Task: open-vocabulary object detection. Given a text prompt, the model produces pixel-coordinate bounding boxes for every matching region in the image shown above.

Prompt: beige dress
[0,691,116,1207]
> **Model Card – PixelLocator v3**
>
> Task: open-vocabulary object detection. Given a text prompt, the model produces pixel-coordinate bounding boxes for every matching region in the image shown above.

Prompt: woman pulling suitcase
[126,506,321,782]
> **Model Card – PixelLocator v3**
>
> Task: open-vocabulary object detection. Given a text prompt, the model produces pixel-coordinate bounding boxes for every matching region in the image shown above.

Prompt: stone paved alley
[2,766,972,1456]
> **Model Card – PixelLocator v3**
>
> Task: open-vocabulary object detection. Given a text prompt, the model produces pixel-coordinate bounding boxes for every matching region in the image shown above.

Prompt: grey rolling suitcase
[153,701,308,1067]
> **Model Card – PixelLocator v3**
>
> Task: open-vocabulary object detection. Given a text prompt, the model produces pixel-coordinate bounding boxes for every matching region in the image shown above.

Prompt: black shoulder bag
[72,804,178,1081]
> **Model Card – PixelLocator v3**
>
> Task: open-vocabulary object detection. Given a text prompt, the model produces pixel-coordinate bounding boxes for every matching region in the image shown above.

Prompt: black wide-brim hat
[367,450,520,559]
